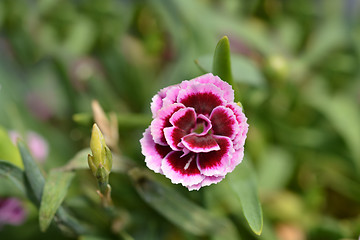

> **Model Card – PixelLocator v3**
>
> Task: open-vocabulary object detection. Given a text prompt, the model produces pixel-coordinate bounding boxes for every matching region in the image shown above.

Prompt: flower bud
[264,55,289,83]
[88,124,112,179]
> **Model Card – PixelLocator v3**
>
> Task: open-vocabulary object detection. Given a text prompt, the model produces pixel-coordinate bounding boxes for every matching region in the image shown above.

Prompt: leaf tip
[221,35,229,41]
[252,223,263,236]
[39,215,51,232]
[215,36,230,50]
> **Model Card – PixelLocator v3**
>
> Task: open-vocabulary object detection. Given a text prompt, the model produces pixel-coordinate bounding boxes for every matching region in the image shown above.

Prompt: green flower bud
[264,55,289,83]
[88,124,112,179]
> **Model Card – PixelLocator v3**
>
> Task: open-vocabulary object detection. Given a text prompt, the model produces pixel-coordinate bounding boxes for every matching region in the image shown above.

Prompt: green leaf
[212,36,234,86]
[0,160,26,196]
[204,182,243,240]
[258,147,294,194]
[63,17,95,57]
[301,22,345,67]
[73,113,152,129]
[18,141,45,202]
[55,207,90,236]
[196,54,265,87]
[117,114,152,129]
[0,159,39,205]
[18,142,89,235]
[39,170,75,232]
[130,169,239,238]
[61,148,92,171]
[320,94,360,168]
[231,56,265,86]
[304,79,360,170]
[73,113,93,126]
[0,126,23,169]
[205,179,243,216]
[61,148,134,173]
[228,160,263,235]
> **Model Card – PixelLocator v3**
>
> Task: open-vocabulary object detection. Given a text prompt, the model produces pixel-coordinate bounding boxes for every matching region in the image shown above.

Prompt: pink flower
[0,198,27,228]
[9,131,49,163]
[26,132,49,163]
[140,73,248,190]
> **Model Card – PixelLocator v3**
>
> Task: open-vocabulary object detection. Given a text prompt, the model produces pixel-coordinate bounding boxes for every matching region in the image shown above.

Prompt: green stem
[73,113,152,129]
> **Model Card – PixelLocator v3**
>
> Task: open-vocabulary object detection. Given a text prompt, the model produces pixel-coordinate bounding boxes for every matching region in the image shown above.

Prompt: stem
[97,183,113,208]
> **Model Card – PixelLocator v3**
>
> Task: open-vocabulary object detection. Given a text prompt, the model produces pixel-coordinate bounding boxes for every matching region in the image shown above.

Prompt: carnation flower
[0,197,27,228]
[140,73,248,190]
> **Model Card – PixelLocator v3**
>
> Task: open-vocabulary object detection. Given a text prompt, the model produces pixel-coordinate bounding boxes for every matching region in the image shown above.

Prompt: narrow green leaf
[73,113,152,129]
[18,141,45,201]
[304,79,360,170]
[39,170,75,232]
[258,147,294,194]
[63,17,95,56]
[0,159,38,204]
[228,160,263,235]
[320,94,360,168]
[130,169,239,238]
[112,154,135,174]
[61,148,92,171]
[55,207,90,236]
[212,36,233,86]
[0,126,23,169]
[231,56,265,86]
[117,114,152,129]
[204,183,243,240]
[73,113,93,126]
[301,22,345,67]
[0,160,26,196]
[61,148,134,173]
[18,142,89,235]
[320,163,360,203]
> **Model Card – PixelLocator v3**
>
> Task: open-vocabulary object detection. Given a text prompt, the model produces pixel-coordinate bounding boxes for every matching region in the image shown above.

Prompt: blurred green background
[0,0,360,239]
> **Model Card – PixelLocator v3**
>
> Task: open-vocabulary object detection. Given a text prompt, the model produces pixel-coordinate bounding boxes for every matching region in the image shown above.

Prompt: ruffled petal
[177,83,226,115]
[187,175,225,191]
[226,147,244,173]
[150,103,185,145]
[169,107,196,132]
[140,127,172,173]
[151,85,180,117]
[164,127,186,151]
[143,74,249,191]
[182,133,220,153]
[210,106,239,139]
[197,136,234,176]
[226,103,249,149]
[161,152,205,186]
[190,73,234,102]
[150,94,164,118]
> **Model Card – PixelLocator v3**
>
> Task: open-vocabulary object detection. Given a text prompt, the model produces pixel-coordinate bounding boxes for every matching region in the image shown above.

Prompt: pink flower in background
[9,131,49,163]
[0,198,27,228]
[140,73,248,190]
[26,132,49,163]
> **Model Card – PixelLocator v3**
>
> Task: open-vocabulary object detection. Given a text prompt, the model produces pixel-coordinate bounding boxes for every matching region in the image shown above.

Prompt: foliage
[0,0,360,239]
